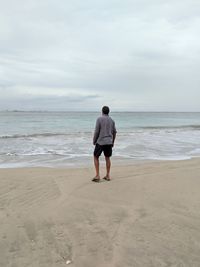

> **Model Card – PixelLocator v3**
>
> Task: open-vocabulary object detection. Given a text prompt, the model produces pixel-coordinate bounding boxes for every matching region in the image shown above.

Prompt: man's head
[102,106,110,115]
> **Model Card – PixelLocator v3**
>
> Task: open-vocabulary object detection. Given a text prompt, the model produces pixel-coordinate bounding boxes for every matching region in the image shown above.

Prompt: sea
[0,111,200,168]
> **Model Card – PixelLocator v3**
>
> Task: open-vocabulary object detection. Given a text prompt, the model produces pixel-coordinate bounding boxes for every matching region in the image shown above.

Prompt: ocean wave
[1,125,200,139]
[132,125,200,130]
[0,132,92,139]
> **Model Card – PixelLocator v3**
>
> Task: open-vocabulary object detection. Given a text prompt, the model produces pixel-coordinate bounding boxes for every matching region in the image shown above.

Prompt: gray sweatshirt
[93,114,117,146]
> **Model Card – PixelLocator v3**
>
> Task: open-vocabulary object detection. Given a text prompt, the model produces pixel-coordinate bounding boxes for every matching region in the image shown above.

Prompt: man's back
[93,114,116,146]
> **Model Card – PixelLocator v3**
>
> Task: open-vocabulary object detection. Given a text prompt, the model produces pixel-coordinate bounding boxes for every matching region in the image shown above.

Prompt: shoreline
[1,155,200,169]
[1,158,200,266]
[0,156,197,172]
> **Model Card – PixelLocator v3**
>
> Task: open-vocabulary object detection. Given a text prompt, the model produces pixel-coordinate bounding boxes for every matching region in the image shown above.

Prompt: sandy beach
[1,159,200,267]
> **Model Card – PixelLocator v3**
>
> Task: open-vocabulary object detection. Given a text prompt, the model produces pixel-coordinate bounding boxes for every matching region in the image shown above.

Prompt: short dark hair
[102,106,110,115]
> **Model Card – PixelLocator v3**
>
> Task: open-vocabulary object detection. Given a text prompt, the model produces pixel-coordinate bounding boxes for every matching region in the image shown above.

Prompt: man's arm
[112,132,116,147]
[93,119,100,145]
[112,121,117,147]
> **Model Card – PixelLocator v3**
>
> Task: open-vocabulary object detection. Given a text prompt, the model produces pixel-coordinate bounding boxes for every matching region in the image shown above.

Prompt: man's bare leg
[105,157,111,180]
[93,156,100,179]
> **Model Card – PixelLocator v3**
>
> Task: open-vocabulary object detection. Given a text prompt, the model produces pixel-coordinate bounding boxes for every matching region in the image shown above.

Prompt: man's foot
[103,176,111,181]
[92,176,100,182]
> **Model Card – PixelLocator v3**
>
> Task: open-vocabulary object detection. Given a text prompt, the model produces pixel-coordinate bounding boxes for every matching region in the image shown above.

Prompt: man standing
[92,106,117,182]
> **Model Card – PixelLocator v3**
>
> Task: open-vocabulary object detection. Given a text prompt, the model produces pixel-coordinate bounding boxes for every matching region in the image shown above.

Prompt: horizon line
[1,110,200,113]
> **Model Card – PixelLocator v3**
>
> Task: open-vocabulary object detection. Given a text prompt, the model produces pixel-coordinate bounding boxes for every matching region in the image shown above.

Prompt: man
[92,106,117,182]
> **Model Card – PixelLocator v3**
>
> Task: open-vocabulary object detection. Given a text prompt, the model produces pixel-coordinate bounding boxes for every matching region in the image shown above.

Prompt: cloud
[0,0,200,111]
[0,90,101,111]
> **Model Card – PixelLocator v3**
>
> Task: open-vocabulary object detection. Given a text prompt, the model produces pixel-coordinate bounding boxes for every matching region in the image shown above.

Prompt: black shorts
[94,144,113,158]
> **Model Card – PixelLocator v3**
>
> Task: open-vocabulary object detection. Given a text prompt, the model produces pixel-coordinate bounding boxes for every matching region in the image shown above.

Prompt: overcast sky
[0,0,200,111]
